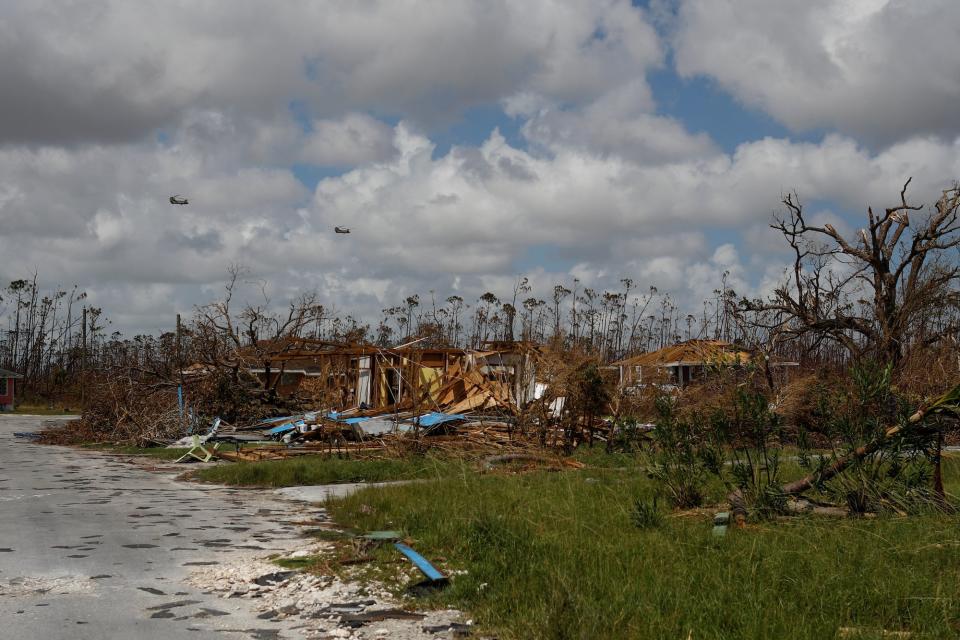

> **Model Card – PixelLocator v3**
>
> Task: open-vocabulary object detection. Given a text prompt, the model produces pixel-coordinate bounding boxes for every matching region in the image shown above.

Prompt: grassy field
[323,454,960,639]
[185,444,632,488]
[191,454,469,487]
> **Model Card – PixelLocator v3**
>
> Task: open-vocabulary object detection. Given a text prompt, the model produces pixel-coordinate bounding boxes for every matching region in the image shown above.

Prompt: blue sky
[1,0,959,333]
[648,71,797,153]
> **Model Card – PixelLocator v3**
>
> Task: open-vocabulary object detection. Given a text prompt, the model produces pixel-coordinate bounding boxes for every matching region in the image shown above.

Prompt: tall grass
[327,460,960,639]
[192,454,465,487]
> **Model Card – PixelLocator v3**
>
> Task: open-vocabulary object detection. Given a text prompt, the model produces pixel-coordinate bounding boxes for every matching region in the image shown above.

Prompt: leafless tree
[192,265,320,399]
[743,179,960,366]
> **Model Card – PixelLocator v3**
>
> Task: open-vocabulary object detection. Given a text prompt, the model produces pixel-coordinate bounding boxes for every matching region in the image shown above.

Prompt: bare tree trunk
[934,429,946,506]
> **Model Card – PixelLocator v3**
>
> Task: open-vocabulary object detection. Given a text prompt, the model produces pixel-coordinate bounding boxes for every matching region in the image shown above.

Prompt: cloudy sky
[2,0,959,334]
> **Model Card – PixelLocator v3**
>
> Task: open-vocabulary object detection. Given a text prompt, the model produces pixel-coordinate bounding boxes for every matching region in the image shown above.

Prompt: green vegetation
[571,446,642,469]
[192,454,469,487]
[272,555,322,570]
[305,528,357,541]
[325,456,960,640]
[189,446,617,488]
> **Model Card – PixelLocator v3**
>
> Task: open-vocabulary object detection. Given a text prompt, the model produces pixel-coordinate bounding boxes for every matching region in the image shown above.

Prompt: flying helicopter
[334,226,351,234]
[169,195,189,205]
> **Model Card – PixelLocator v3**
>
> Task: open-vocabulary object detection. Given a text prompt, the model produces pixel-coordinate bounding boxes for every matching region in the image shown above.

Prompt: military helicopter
[169,195,189,205]
[334,226,351,234]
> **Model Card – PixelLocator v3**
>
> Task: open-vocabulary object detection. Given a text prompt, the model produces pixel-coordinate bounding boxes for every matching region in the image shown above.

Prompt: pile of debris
[162,339,591,461]
[42,337,621,458]
[183,409,532,462]
[39,367,275,446]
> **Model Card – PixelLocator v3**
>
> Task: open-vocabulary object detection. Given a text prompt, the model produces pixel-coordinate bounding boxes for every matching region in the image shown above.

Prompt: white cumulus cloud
[671,0,960,143]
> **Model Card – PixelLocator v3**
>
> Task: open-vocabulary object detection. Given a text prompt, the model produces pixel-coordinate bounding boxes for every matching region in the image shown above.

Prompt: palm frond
[925,383,960,418]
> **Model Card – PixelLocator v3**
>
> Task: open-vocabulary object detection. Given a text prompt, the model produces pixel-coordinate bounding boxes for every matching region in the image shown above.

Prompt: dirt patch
[186,543,467,639]
[0,575,96,597]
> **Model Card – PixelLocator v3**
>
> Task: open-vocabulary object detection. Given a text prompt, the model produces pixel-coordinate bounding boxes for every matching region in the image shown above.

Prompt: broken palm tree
[728,383,960,525]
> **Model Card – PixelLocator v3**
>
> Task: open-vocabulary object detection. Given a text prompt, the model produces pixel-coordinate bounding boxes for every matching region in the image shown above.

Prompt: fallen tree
[729,383,960,524]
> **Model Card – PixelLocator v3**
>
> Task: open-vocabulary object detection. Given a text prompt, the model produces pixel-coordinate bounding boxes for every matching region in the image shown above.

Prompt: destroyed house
[244,338,541,412]
[373,346,466,407]
[424,341,541,414]
[245,339,468,409]
[472,341,541,406]
[612,340,753,388]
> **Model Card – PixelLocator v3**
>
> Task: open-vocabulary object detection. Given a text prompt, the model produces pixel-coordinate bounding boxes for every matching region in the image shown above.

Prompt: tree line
[3,179,958,402]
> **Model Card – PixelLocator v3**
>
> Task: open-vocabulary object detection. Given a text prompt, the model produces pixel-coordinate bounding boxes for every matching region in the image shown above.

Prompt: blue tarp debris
[266,423,294,435]
[334,412,466,437]
[394,543,447,583]
[254,409,467,440]
[408,412,466,428]
[266,419,305,435]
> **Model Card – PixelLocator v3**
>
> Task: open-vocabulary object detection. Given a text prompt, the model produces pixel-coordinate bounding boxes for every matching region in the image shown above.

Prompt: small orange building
[612,339,798,389]
[612,340,753,388]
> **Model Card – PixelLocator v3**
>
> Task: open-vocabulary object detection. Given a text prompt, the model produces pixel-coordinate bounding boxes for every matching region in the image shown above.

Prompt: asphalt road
[0,414,317,639]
